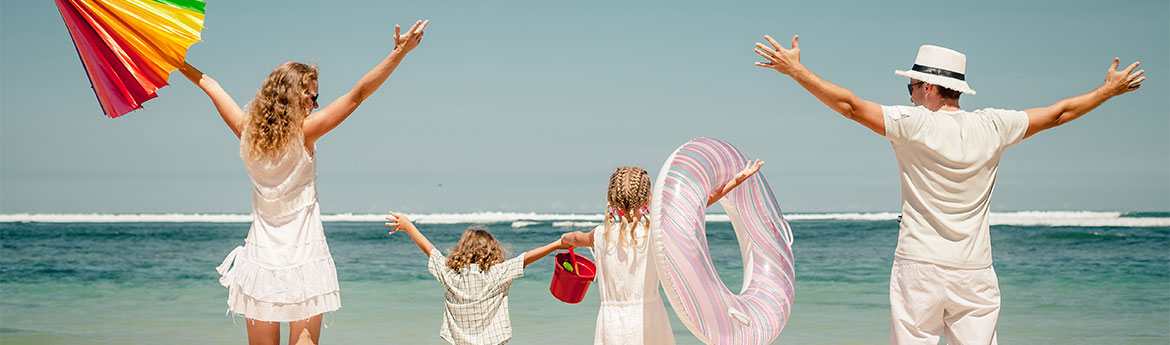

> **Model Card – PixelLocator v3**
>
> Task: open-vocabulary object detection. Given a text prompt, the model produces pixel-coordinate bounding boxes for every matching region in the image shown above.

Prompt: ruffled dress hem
[227,290,341,323]
[218,245,341,322]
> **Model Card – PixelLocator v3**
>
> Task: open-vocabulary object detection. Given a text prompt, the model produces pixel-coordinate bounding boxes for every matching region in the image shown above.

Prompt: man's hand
[755,35,803,76]
[1102,57,1144,97]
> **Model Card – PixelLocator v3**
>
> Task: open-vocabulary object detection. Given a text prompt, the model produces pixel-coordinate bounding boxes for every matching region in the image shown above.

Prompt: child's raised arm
[386,211,435,256]
[523,238,571,268]
[707,160,765,207]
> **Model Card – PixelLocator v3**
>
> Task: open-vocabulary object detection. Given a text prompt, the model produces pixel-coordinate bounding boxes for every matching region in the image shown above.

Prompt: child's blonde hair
[447,226,508,272]
[605,166,651,247]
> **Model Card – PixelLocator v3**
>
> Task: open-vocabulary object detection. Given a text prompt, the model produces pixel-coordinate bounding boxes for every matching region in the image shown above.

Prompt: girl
[385,211,569,345]
[560,162,763,344]
[182,19,428,345]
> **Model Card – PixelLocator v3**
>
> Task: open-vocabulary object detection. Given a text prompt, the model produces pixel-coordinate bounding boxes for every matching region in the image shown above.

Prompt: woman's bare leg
[289,314,323,345]
[246,318,281,345]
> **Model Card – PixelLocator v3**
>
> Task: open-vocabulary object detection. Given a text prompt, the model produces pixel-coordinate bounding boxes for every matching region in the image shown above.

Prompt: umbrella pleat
[79,0,168,94]
[69,0,155,111]
[148,0,206,14]
[93,0,205,86]
[57,0,145,116]
[55,0,206,118]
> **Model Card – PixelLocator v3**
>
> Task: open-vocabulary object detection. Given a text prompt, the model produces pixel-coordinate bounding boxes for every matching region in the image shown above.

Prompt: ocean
[1,211,1167,344]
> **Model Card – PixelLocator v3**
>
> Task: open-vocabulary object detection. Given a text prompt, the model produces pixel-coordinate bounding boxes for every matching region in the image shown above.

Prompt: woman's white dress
[216,146,341,322]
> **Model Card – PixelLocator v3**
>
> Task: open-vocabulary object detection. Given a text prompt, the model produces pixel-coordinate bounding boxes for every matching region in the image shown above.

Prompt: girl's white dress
[216,146,341,322]
[591,223,676,345]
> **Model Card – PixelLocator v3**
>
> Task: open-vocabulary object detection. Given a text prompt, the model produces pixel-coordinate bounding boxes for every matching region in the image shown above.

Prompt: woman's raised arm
[179,62,245,138]
[302,19,429,146]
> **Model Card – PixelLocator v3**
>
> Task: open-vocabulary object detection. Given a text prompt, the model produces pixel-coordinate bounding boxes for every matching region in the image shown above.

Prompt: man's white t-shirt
[882,105,1029,269]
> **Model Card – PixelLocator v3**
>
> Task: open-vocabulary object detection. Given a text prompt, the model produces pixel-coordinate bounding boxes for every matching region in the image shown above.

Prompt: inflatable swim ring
[649,137,795,345]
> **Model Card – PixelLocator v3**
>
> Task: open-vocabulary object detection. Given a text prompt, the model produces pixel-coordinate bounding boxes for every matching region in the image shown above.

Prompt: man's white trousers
[890,257,1000,345]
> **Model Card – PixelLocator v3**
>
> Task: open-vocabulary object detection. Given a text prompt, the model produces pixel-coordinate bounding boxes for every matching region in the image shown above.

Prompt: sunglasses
[907,81,924,96]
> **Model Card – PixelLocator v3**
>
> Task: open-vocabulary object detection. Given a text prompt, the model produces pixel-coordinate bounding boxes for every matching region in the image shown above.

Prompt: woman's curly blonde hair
[242,62,318,163]
[447,226,508,272]
[605,166,652,247]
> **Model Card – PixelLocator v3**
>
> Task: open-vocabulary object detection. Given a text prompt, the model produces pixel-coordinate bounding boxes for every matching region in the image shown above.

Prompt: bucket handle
[567,247,579,274]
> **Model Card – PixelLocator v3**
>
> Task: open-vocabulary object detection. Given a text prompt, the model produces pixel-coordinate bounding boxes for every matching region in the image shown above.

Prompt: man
[752,35,1144,345]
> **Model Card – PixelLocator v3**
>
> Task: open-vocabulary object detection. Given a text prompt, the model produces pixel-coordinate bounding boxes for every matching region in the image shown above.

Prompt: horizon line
[2,211,1167,227]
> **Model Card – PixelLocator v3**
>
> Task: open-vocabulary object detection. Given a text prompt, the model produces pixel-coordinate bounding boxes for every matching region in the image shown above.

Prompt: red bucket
[550,248,596,304]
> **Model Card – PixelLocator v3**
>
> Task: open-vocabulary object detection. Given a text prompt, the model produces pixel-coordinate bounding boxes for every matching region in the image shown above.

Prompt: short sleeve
[990,108,1029,147]
[883,105,925,145]
[492,253,526,286]
[427,248,448,284]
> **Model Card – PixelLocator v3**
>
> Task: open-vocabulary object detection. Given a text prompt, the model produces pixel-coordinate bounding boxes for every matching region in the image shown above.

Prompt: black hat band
[911,64,965,81]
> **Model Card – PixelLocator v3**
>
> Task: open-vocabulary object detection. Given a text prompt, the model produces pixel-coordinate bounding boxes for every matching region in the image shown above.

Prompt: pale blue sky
[2,0,1167,213]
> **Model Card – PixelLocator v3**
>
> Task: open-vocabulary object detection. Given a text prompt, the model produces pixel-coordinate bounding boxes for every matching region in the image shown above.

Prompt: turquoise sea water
[1,212,1168,344]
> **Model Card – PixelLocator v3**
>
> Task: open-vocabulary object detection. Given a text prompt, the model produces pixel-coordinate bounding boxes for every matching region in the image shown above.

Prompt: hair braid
[604,166,651,247]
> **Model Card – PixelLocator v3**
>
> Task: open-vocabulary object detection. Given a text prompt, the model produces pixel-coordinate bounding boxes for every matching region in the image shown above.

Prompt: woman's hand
[393,19,429,54]
[385,211,418,235]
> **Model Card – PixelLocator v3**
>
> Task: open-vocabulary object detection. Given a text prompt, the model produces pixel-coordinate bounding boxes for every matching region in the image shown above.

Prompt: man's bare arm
[1023,58,1144,139]
[755,35,885,136]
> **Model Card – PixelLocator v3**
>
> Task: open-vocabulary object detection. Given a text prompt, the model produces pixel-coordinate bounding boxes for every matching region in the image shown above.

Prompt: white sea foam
[1,211,1167,227]
[397,212,602,224]
[785,212,902,221]
[986,211,1170,227]
[551,221,602,228]
[0,213,254,223]
[782,211,1170,227]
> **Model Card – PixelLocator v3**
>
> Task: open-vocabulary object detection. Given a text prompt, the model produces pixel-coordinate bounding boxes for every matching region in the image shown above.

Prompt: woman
[180,20,428,345]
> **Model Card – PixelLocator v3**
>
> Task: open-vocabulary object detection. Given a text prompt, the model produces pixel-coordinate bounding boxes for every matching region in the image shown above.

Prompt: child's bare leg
[246,318,281,345]
[288,314,323,345]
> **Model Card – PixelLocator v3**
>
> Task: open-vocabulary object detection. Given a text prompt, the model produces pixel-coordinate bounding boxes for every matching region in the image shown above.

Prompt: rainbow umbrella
[55,0,206,118]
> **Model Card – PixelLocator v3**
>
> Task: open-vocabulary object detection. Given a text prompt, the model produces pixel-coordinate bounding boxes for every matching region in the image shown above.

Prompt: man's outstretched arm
[1023,58,1144,139]
[755,35,885,136]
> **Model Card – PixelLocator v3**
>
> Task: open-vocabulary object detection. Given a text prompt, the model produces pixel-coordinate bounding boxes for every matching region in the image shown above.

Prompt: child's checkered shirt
[428,248,527,345]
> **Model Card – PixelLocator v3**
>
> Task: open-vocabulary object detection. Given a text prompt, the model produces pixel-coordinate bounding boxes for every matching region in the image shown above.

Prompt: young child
[385,211,568,345]
[559,162,762,345]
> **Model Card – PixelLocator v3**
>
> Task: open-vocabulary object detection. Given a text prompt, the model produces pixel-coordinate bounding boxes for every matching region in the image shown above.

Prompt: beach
[1,211,1167,344]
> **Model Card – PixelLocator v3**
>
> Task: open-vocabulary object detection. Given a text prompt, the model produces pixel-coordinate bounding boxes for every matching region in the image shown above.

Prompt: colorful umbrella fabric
[55,0,206,118]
